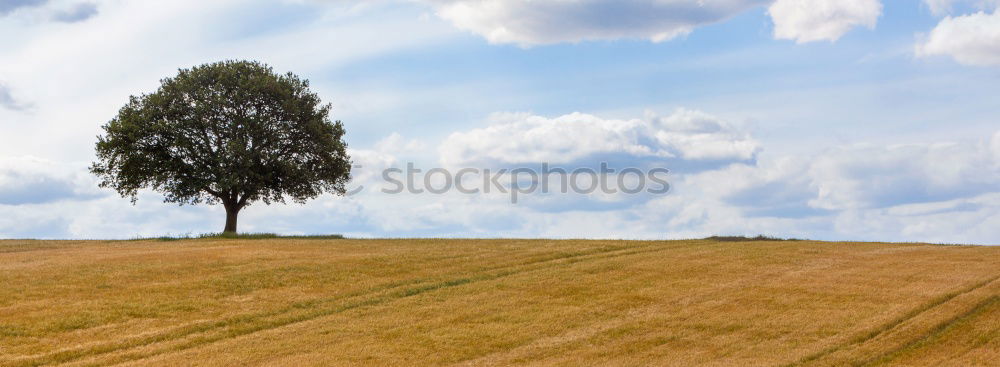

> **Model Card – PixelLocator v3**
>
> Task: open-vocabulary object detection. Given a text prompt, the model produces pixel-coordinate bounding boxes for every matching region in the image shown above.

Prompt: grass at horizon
[127,232,346,241]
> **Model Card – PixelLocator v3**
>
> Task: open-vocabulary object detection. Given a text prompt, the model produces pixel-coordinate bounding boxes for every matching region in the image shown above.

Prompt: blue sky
[1,0,999,243]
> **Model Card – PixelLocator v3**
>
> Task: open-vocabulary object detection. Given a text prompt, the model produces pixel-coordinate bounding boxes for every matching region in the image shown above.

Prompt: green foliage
[90,60,350,232]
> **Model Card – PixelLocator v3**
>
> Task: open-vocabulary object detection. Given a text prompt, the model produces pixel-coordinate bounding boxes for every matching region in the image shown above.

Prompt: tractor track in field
[6,241,693,367]
[857,295,999,366]
[785,274,1000,367]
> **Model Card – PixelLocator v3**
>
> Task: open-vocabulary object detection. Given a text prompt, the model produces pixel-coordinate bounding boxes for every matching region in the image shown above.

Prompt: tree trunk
[223,204,239,234]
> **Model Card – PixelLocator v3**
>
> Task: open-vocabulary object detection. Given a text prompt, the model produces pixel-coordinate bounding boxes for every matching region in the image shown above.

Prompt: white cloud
[4,124,1000,244]
[689,156,820,217]
[926,0,950,14]
[672,132,1000,243]
[917,10,1000,66]
[806,143,996,210]
[392,128,1000,243]
[923,0,1000,16]
[0,156,102,205]
[2,1,999,243]
[698,135,1000,212]
[0,82,32,111]
[808,142,1000,210]
[768,0,882,43]
[49,2,98,23]
[926,0,959,15]
[0,0,46,16]
[831,192,1000,244]
[992,131,1000,159]
[346,133,428,194]
[0,0,99,23]
[421,0,768,46]
[439,109,759,168]
[0,0,456,160]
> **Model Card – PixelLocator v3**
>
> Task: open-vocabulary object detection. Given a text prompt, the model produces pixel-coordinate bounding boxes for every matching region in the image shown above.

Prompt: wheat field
[0,238,997,366]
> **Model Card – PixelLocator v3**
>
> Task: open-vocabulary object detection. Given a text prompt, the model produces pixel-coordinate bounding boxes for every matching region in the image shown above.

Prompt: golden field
[0,238,997,366]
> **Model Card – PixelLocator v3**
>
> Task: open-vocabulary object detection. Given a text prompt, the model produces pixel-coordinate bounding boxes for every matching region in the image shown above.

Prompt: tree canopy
[90,60,351,233]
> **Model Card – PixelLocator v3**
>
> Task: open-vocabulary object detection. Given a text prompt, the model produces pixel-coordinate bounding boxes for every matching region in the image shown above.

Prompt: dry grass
[0,238,997,366]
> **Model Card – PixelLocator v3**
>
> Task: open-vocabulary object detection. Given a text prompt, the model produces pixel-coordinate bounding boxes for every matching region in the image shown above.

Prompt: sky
[1,0,999,243]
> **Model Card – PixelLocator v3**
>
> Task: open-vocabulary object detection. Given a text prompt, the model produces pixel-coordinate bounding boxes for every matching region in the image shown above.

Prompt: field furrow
[1,239,997,366]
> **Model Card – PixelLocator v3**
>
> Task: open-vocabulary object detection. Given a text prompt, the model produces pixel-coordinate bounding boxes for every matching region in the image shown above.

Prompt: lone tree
[91,60,351,234]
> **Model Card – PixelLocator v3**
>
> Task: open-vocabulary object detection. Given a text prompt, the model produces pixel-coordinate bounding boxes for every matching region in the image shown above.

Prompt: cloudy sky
[1,0,999,243]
